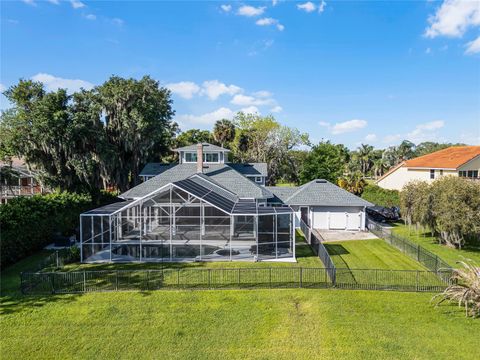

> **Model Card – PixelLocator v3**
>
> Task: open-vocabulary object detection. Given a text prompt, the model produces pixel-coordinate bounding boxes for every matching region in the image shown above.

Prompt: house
[0,158,46,204]
[79,143,371,263]
[376,146,480,191]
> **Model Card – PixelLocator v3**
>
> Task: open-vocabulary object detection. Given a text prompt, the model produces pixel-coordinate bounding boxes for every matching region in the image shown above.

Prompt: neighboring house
[0,158,46,204]
[376,146,480,191]
[80,143,371,263]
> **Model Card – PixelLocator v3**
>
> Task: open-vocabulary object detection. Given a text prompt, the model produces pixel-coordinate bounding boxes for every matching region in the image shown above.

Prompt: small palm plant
[433,260,480,318]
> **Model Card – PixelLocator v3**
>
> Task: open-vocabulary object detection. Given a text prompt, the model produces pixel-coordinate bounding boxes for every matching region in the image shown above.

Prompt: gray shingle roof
[139,163,175,176]
[228,163,267,177]
[173,143,230,152]
[267,180,372,207]
[121,163,273,200]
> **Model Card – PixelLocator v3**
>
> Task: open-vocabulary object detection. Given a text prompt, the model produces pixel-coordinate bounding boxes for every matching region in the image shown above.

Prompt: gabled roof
[404,146,480,169]
[139,163,175,176]
[173,143,230,152]
[267,180,372,207]
[121,163,273,200]
[228,163,267,177]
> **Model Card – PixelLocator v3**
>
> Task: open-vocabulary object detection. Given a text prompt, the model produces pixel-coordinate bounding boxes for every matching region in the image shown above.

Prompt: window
[474,170,479,178]
[467,170,473,178]
[204,153,219,163]
[439,169,443,176]
[184,152,197,163]
[430,169,435,179]
[255,176,263,183]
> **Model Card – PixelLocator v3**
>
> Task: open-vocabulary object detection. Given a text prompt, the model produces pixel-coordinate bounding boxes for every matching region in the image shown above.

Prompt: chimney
[196,143,203,173]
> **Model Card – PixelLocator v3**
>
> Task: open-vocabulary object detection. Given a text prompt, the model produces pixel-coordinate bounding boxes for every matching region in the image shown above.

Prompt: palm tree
[213,119,236,148]
[357,144,374,176]
[372,157,388,179]
[338,171,367,195]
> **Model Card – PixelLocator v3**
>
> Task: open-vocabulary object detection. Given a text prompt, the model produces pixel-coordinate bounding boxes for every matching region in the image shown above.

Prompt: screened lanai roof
[83,177,293,217]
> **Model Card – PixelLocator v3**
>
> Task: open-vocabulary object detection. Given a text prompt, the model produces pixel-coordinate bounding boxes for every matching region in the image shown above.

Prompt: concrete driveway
[314,229,378,242]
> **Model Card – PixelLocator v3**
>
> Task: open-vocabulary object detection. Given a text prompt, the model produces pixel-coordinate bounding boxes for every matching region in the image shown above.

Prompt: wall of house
[458,156,480,173]
[377,166,457,191]
[311,206,365,231]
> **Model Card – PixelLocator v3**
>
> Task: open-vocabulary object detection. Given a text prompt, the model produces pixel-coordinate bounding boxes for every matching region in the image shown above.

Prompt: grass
[391,222,480,267]
[2,241,479,359]
[324,240,426,270]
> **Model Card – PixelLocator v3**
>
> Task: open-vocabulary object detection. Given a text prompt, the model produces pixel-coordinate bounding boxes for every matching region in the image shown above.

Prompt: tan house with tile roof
[376,146,480,191]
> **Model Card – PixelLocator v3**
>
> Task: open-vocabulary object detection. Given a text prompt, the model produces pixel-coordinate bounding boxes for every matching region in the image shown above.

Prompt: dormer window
[183,152,220,163]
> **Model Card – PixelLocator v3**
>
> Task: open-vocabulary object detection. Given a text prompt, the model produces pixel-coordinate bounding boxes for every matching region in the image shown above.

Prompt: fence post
[238,268,241,286]
[374,269,378,290]
[417,246,420,261]
[177,268,180,286]
[208,269,211,288]
[83,271,86,293]
[50,273,55,294]
[269,268,272,288]
[56,251,59,269]
[146,270,150,291]
[416,271,419,292]
[116,271,119,291]
[299,268,303,288]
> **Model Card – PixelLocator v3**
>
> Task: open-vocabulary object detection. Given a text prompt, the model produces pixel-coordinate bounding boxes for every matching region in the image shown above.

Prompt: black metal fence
[300,220,336,283]
[25,249,77,273]
[20,267,453,295]
[367,219,452,281]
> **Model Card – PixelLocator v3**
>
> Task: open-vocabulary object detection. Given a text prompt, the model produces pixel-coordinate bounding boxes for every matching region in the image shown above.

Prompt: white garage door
[329,212,347,229]
[311,206,363,230]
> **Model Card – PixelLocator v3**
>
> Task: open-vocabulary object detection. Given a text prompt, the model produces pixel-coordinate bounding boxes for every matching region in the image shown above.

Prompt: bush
[361,184,400,207]
[0,191,118,268]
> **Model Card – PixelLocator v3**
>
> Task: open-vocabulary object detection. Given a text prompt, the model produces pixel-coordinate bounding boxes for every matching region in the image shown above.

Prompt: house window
[439,169,443,176]
[255,176,263,183]
[204,153,219,163]
[430,169,435,179]
[185,152,197,163]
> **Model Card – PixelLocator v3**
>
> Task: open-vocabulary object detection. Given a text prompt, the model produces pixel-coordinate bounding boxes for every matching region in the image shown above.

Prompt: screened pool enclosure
[80,177,295,262]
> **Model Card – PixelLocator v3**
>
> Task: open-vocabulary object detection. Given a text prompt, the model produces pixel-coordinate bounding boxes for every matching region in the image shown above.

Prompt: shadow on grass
[0,294,79,316]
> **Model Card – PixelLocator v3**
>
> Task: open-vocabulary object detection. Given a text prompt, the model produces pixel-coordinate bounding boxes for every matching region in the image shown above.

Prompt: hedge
[361,184,400,208]
[0,191,118,268]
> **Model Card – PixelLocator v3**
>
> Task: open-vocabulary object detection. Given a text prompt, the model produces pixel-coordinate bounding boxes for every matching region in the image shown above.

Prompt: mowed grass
[2,245,479,359]
[325,239,426,270]
[391,223,480,267]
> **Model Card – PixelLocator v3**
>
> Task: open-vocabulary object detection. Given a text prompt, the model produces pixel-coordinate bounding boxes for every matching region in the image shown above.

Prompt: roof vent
[316,180,327,183]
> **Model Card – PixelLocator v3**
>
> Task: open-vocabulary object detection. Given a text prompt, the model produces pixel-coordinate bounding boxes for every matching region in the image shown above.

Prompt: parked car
[366,206,400,222]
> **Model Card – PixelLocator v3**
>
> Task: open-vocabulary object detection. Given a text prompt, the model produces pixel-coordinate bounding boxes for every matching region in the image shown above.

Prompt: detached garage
[267,180,372,231]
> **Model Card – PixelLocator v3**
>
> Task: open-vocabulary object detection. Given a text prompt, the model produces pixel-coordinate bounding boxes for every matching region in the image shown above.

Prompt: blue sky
[1,0,479,149]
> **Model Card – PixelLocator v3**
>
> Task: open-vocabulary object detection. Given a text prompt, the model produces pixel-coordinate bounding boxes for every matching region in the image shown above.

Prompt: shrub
[361,184,400,208]
[0,191,118,268]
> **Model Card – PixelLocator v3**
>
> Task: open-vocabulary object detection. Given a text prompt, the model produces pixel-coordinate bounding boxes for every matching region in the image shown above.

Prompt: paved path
[314,229,378,242]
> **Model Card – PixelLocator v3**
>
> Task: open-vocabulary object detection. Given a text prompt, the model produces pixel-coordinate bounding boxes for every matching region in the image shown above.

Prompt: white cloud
[0,83,6,92]
[22,0,36,6]
[241,106,260,114]
[31,73,94,93]
[220,4,232,12]
[201,80,242,100]
[364,134,377,142]
[230,94,274,106]
[85,14,96,20]
[166,81,201,99]
[253,90,273,98]
[70,0,85,9]
[465,35,480,54]
[407,120,445,142]
[111,18,124,26]
[425,0,480,38]
[382,134,402,145]
[297,2,316,13]
[331,119,368,134]
[48,0,60,4]
[177,107,235,126]
[237,5,266,17]
[318,0,327,13]
[270,105,282,113]
[318,121,330,127]
[255,17,285,31]
[272,0,279,6]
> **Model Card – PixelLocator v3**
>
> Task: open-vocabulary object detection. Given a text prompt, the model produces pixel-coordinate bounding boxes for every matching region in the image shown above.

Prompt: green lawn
[391,223,480,267]
[2,245,478,359]
[324,240,426,270]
